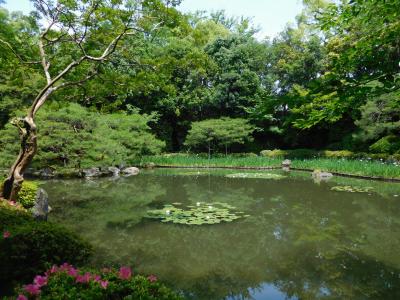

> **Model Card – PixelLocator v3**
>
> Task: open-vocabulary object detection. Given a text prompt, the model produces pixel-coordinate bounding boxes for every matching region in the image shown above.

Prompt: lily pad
[146,202,248,225]
[225,173,286,180]
[331,185,374,193]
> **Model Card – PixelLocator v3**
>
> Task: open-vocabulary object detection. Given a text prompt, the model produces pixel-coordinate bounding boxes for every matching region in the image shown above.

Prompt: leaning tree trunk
[0,117,37,201]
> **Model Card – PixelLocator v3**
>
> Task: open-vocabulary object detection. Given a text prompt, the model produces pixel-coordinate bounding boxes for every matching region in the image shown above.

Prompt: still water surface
[43,168,400,300]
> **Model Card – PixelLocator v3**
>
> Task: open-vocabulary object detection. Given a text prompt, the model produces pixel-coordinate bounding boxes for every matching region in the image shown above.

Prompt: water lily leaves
[331,185,374,193]
[146,202,248,225]
[225,173,286,180]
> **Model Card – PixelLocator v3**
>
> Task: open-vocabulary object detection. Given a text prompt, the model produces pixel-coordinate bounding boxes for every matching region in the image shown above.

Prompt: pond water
[43,168,400,300]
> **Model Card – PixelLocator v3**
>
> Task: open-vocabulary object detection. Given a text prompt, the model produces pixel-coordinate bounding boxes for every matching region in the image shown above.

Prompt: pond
[43,168,400,300]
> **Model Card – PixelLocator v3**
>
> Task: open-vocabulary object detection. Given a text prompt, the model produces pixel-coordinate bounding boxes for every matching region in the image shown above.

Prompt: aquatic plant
[173,171,210,177]
[146,202,248,225]
[331,185,374,193]
[225,173,286,180]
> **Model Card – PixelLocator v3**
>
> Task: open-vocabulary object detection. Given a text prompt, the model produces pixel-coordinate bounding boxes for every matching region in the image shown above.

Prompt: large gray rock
[143,162,156,169]
[82,167,117,178]
[312,169,333,181]
[281,159,291,171]
[282,159,292,167]
[82,167,102,178]
[32,188,51,220]
[38,167,55,178]
[108,166,120,177]
[121,167,140,176]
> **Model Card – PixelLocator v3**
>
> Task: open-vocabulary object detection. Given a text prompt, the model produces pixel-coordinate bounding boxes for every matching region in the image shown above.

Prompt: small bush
[260,149,288,158]
[17,181,39,209]
[369,135,400,154]
[323,150,354,158]
[16,264,182,300]
[0,206,92,283]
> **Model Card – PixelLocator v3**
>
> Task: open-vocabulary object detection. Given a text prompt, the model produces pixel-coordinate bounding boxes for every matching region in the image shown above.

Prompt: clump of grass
[292,158,400,179]
[137,154,400,179]
[138,154,281,168]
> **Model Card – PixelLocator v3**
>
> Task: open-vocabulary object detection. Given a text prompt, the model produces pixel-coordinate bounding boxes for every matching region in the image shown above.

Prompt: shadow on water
[42,169,400,299]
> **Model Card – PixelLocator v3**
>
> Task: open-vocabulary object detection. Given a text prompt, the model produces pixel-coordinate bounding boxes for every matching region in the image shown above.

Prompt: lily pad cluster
[146,202,249,225]
[225,173,286,180]
[331,185,374,193]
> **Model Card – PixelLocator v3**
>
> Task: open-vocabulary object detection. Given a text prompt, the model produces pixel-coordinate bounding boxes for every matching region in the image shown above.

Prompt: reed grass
[137,154,400,179]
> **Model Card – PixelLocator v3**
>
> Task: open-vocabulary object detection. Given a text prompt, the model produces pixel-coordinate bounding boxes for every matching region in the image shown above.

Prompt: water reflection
[43,169,400,299]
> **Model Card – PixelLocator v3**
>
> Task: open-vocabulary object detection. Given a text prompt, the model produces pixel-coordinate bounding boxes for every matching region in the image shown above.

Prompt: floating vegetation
[225,173,286,180]
[331,185,374,193]
[146,202,248,225]
[173,171,210,177]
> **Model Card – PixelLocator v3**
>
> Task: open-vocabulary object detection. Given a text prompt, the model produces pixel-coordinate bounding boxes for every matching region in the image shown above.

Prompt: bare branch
[85,30,129,61]
[54,67,100,91]
[38,39,51,84]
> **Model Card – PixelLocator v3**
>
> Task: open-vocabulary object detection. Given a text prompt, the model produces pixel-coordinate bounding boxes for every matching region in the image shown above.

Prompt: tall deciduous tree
[184,118,255,157]
[0,0,175,200]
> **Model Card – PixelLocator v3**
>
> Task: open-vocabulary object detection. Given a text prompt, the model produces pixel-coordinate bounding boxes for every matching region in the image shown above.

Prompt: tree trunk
[0,117,37,201]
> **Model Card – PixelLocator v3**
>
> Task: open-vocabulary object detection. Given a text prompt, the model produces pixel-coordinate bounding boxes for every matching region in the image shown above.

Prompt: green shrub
[369,135,400,154]
[260,149,288,158]
[323,150,354,158]
[0,206,92,283]
[0,103,165,170]
[260,149,317,159]
[184,118,255,154]
[17,181,39,209]
[16,264,182,300]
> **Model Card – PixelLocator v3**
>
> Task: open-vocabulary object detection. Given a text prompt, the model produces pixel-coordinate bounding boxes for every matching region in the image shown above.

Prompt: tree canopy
[0,0,399,162]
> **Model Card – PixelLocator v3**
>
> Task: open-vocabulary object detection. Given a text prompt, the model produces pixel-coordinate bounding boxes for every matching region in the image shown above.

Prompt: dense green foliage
[17,181,38,209]
[0,0,399,164]
[184,118,255,155]
[0,204,92,283]
[16,264,182,300]
[0,103,164,169]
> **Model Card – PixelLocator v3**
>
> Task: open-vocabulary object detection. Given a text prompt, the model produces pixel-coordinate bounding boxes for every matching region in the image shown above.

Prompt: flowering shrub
[0,206,92,283]
[16,263,182,300]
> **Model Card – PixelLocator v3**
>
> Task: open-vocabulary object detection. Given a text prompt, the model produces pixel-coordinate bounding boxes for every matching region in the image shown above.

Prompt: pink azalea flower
[100,280,109,289]
[3,231,10,238]
[93,275,101,282]
[24,284,41,295]
[67,267,78,277]
[76,272,91,283]
[9,200,16,206]
[118,266,132,280]
[17,295,28,300]
[33,275,48,287]
[147,275,157,283]
[45,265,58,277]
[60,262,72,271]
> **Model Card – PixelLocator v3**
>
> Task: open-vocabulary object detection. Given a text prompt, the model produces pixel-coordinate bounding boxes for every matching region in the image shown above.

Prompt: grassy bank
[138,154,400,179]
